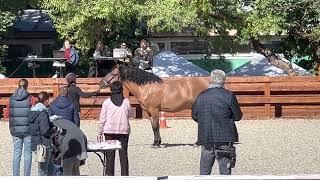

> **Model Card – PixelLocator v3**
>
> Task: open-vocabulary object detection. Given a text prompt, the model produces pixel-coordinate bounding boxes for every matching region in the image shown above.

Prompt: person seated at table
[88,41,111,77]
[117,42,133,66]
[93,41,111,58]
[97,81,132,176]
[48,86,80,127]
[61,39,79,75]
[132,39,154,71]
[50,115,87,176]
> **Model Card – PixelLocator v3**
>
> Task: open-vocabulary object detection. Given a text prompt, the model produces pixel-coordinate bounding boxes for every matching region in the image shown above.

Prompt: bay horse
[100,65,209,147]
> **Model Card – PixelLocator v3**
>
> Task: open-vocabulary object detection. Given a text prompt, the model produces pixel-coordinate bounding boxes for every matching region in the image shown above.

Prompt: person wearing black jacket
[65,73,100,119]
[29,92,58,176]
[9,79,34,176]
[192,69,242,175]
[49,86,80,127]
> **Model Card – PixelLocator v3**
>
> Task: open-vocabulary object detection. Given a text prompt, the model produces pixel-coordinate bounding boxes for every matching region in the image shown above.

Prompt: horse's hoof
[160,144,167,148]
[150,144,161,148]
[193,143,200,148]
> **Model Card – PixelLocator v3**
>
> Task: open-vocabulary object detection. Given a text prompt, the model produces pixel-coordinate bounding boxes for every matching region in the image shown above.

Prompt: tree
[41,0,149,53]
[0,0,40,74]
[140,0,320,75]
[0,1,15,73]
[243,0,320,75]
[41,0,319,75]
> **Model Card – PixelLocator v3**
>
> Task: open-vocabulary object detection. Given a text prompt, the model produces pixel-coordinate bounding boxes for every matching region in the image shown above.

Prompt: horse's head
[99,65,121,89]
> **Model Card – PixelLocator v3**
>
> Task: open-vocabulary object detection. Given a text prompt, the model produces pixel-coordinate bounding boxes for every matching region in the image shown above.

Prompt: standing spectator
[97,81,132,176]
[9,79,35,176]
[28,91,57,176]
[192,69,242,175]
[65,72,100,125]
[49,86,80,127]
[133,39,154,70]
[50,115,88,176]
[61,39,79,75]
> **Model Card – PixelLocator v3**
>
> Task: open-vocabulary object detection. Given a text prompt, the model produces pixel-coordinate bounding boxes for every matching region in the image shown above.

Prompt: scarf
[208,83,224,89]
[64,48,71,63]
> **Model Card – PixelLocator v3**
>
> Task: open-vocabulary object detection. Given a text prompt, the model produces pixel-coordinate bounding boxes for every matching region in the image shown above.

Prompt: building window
[157,43,165,52]
[170,41,208,54]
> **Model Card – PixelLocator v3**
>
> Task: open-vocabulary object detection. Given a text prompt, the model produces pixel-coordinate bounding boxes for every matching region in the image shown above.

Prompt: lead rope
[81,94,97,119]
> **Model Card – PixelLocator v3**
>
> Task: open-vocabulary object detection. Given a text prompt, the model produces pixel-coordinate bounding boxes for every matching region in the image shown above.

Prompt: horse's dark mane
[119,65,163,85]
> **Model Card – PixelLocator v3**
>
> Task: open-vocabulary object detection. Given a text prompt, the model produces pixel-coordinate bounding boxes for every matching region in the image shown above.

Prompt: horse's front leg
[150,112,161,148]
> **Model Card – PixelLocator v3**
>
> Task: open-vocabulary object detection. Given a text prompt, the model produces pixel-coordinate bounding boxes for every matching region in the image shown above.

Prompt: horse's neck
[123,81,142,98]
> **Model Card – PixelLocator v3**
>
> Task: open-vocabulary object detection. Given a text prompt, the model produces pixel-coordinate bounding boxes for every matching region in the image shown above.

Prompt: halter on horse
[100,65,209,147]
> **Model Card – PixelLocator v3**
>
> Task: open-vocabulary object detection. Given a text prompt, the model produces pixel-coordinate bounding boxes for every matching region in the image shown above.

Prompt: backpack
[69,47,79,65]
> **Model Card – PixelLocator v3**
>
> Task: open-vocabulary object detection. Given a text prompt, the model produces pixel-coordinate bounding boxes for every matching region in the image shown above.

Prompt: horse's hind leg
[150,112,161,148]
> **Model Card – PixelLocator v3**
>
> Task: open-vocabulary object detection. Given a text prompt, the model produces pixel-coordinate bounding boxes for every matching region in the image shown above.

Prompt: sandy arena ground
[1,118,320,176]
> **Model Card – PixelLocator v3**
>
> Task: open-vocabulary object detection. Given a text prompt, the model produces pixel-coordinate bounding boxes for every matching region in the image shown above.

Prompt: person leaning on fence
[50,115,88,176]
[28,91,61,176]
[192,69,243,175]
[48,86,80,127]
[8,79,36,176]
[97,81,132,176]
[65,72,100,125]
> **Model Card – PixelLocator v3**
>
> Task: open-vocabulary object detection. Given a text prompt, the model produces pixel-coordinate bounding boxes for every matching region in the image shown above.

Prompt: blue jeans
[38,147,55,176]
[12,135,32,176]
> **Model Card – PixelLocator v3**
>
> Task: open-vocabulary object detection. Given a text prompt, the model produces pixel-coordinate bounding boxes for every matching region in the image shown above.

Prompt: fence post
[264,79,271,118]
[52,80,60,98]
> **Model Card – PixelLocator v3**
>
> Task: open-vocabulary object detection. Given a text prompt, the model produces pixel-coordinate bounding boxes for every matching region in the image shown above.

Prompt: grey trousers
[63,159,81,176]
[200,143,234,175]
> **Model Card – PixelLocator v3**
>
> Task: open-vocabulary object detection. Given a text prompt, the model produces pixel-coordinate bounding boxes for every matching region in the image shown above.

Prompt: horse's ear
[116,63,120,69]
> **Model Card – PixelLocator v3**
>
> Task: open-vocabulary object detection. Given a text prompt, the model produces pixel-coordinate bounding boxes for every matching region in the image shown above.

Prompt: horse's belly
[161,99,192,112]
[160,78,207,112]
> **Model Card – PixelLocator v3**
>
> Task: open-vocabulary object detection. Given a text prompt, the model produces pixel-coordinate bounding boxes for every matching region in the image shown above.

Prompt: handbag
[35,113,47,162]
[36,144,46,162]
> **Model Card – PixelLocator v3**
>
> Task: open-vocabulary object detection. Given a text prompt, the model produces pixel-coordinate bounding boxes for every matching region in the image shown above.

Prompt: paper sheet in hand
[88,140,122,150]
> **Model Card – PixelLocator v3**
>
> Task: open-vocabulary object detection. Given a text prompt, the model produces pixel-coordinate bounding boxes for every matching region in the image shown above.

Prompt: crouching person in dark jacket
[50,115,88,176]
[192,69,242,175]
[29,92,58,176]
[49,86,80,127]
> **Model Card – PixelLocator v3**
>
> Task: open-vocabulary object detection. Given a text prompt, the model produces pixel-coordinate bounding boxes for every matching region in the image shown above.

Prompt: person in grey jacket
[9,79,34,176]
[50,115,88,176]
[29,91,57,176]
[192,69,242,175]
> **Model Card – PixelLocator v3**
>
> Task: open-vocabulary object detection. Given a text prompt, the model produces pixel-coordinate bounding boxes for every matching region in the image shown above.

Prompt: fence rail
[1,76,320,119]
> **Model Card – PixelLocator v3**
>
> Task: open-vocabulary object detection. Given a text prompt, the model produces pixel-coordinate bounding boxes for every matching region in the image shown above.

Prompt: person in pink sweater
[97,81,132,176]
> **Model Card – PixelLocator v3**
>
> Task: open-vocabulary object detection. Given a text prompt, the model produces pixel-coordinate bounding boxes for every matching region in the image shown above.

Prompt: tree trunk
[316,47,320,76]
[251,38,297,76]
